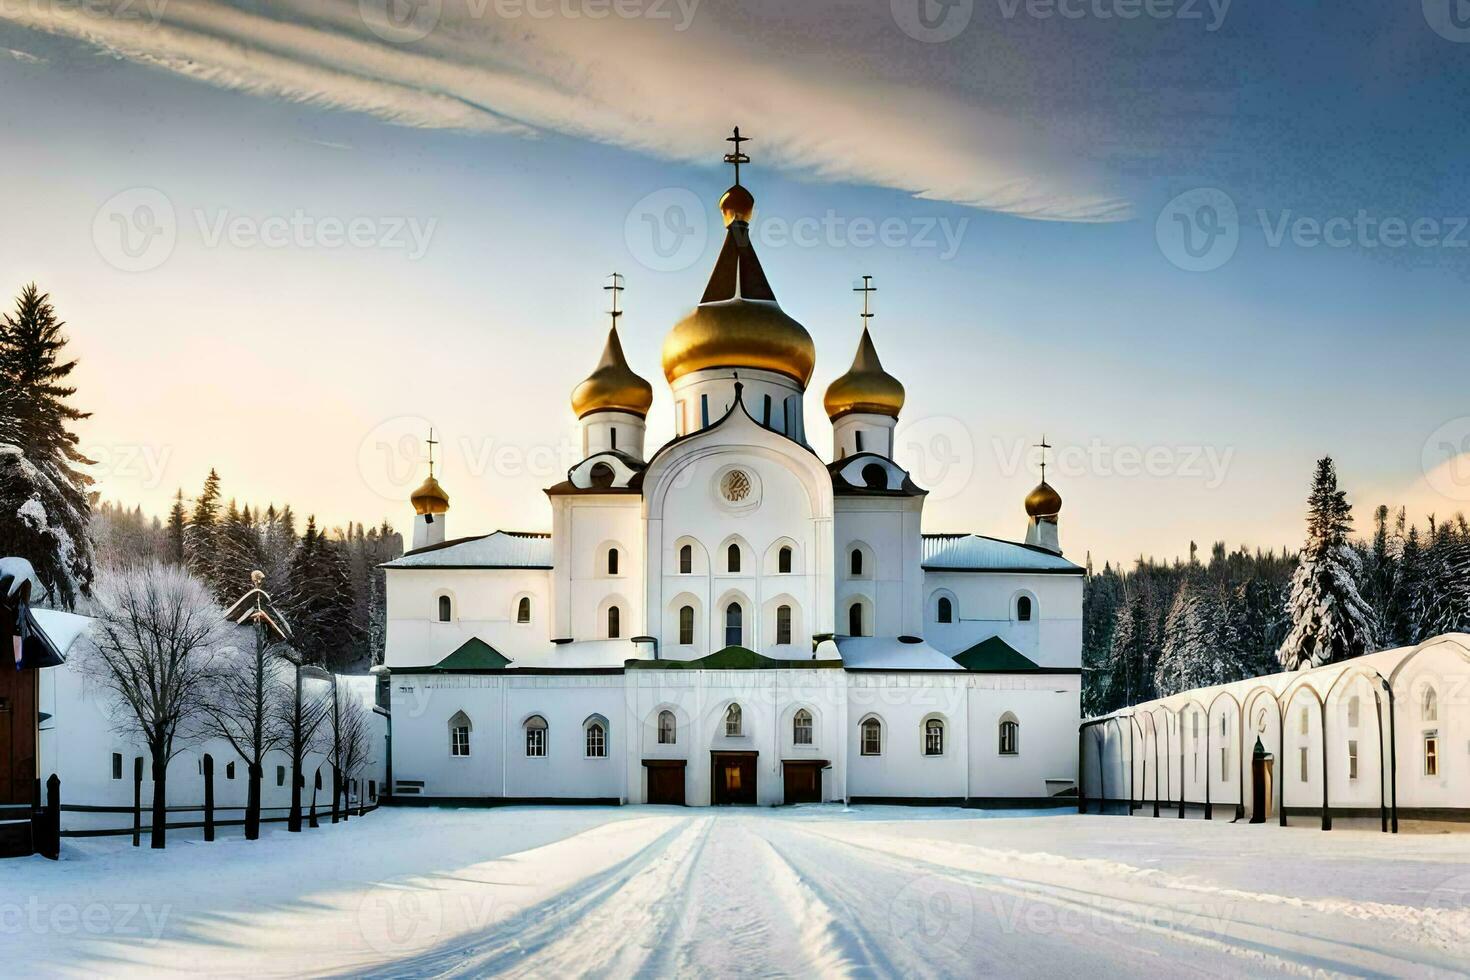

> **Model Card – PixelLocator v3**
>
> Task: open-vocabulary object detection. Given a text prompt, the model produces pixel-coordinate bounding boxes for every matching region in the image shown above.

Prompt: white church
[381,134,1084,807]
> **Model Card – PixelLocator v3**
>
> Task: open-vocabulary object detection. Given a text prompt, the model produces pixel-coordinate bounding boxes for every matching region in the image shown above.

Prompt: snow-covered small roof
[833,636,964,671]
[921,534,1083,574]
[383,531,553,570]
[30,608,92,661]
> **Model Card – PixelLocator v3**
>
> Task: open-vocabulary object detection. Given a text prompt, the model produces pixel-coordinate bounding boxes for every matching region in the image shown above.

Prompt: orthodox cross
[605,272,624,325]
[1035,435,1051,483]
[854,275,876,322]
[724,126,751,186]
[426,428,439,477]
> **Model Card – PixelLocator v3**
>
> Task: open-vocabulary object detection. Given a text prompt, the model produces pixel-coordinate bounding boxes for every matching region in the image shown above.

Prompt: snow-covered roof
[831,636,965,671]
[30,608,92,663]
[921,534,1083,574]
[383,531,553,570]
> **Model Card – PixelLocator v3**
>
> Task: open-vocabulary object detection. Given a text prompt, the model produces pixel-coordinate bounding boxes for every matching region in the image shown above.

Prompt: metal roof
[383,531,553,569]
[921,534,1083,574]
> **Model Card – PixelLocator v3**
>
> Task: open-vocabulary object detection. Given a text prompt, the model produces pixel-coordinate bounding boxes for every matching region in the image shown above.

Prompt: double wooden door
[711,752,757,805]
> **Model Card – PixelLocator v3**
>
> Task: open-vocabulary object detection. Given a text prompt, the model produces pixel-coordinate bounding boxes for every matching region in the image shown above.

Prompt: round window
[721,469,752,503]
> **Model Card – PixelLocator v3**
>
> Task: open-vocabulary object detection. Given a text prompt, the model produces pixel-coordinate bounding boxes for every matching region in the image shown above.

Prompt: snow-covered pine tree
[1421,517,1470,636]
[0,284,95,607]
[186,469,223,588]
[166,489,187,565]
[285,517,360,670]
[1277,457,1377,669]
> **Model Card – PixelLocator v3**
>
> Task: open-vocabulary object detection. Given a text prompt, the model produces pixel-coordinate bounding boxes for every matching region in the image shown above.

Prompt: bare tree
[202,623,291,840]
[87,561,223,849]
[274,659,332,832]
[332,688,374,819]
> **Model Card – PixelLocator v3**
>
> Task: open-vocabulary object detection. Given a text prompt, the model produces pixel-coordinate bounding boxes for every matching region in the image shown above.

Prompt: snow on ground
[5,806,1470,977]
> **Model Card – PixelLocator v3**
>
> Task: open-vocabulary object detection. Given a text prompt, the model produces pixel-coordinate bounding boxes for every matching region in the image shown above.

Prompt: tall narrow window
[658,710,677,745]
[111,753,122,780]
[678,605,695,645]
[762,393,772,426]
[725,703,743,737]
[861,717,882,756]
[607,605,621,639]
[793,709,813,745]
[586,721,607,759]
[1347,695,1360,728]
[850,549,863,576]
[227,762,236,780]
[727,544,741,573]
[525,716,548,758]
[679,544,693,574]
[517,597,531,624]
[277,765,285,787]
[1219,715,1226,737]
[438,595,452,622]
[1299,745,1309,782]
[1016,596,1033,622]
[450,711,471,757]
[610,427,617,450]
[1220,746,1229,778]
[1423,686,1438,722]
[1426,735,1440,776]
[778,546,792,574]
[937,596,953,624]
[1300,706,1309,735]
[776,605,792,645]
[700,393,710,428]
[1348,740,1359,779]
[925,719,945,756]
[607,548,619,576]
[999,718,1019,755]
[848,602,864,637]
[854,430,865,453]
[725,603,743,647]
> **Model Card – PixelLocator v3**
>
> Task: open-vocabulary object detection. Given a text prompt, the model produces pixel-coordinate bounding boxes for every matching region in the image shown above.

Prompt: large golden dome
[661,183,815,385]
[1025,480,1063,517]
[411,474,450,516]
[824,328,905,419]
[572,326,653,418]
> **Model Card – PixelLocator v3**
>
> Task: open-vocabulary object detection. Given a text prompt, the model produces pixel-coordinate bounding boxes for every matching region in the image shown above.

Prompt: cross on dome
[723,126,751,186]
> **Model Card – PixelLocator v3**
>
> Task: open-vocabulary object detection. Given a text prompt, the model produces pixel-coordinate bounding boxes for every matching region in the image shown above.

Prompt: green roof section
[626,646,844,671]
[434,636,513,671]
[951,636,1042,672]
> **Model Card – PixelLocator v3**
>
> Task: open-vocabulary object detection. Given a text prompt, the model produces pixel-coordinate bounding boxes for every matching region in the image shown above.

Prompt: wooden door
[783,763,821,804]
[646,765,686,805]
[712,753,757,805]
[0,668,37,805]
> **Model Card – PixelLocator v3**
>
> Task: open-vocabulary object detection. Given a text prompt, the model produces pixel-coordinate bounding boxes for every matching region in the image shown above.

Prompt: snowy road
[6,806,1470,977]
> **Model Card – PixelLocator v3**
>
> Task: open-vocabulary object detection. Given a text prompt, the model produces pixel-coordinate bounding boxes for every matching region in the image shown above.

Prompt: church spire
[823,277,905,420]
[571,274,653,419]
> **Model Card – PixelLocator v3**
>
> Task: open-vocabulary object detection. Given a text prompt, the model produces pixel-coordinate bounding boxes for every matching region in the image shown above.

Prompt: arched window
[1347,695,1360,728]
[678,605,695,645]
[589,462,615,487]
[793,708,813,745]
[1016,595,1033,622]
[679,544,693,574]
[725,602,743,648]
[607,605,621,639]
[999,714,1019,755]
[657,709,677,745]
[860,717,882,756]
[437,595,452,622]
[937,596,953,624]
[449,711,472,757]
[924,717,945,756]
[778,546,792,574]
[862,463,887,490]
[524,715,548,757]
[516,596,531,624]
[776,604,792,645]
[585,719,607,759]
[850,549,863,576]
[725,703,743,737]
[1423,686,1438,722]
[607,548,619,576]
[727,543,741,573]
[848,602,864,637]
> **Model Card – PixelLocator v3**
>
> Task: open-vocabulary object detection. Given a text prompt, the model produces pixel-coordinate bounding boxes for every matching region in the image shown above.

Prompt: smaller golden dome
[719,184,755,226]
[1025,481,1062,518]
[571,326,654,418]
[824,328,905,419]
[411,474,450,516]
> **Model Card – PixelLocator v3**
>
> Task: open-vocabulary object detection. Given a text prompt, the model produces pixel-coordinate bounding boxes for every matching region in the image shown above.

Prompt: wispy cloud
[4,45,46,63]
[2,0,1130,221]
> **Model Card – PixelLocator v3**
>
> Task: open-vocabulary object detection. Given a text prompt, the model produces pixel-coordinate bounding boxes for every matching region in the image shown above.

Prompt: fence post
[203,754,215,842]
[331,768,340,825]
[309,770,320,829]
[132,757,143,847]
[43,774,60,860]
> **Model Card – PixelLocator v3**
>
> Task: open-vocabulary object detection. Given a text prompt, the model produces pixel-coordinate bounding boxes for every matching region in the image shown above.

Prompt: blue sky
[1,0,1466,565]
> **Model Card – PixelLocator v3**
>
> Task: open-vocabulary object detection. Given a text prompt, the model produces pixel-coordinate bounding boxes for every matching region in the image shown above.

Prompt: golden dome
[571,326,653,418]
[1025,480,1063,518]
[824,328,905,419]
[719,184,755,226]
[411,474,449,516]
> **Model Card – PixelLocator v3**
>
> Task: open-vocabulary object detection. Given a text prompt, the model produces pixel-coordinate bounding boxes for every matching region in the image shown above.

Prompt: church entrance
[1251,738,1275,823]
[643,760,686,806]
[710,752,757,805]
[0,668,37,806]
[782,761,825,804]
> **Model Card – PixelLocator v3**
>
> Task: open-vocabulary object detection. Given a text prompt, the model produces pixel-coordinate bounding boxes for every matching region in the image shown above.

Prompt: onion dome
[1025,481,1063,518]
[661,182,816,386]
[823,327,905,419]
[571,326,653,418]
[411,474,450,516]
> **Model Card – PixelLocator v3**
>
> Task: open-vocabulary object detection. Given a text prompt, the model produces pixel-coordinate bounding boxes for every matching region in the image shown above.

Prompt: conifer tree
[166,489,187,565]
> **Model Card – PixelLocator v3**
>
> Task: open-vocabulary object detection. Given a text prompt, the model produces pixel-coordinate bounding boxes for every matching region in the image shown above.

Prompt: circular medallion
[721,469,752,503]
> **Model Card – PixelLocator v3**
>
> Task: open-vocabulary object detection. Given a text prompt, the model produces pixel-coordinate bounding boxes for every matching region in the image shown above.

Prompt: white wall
[385,566,553,668]
[922,571,1083,668]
